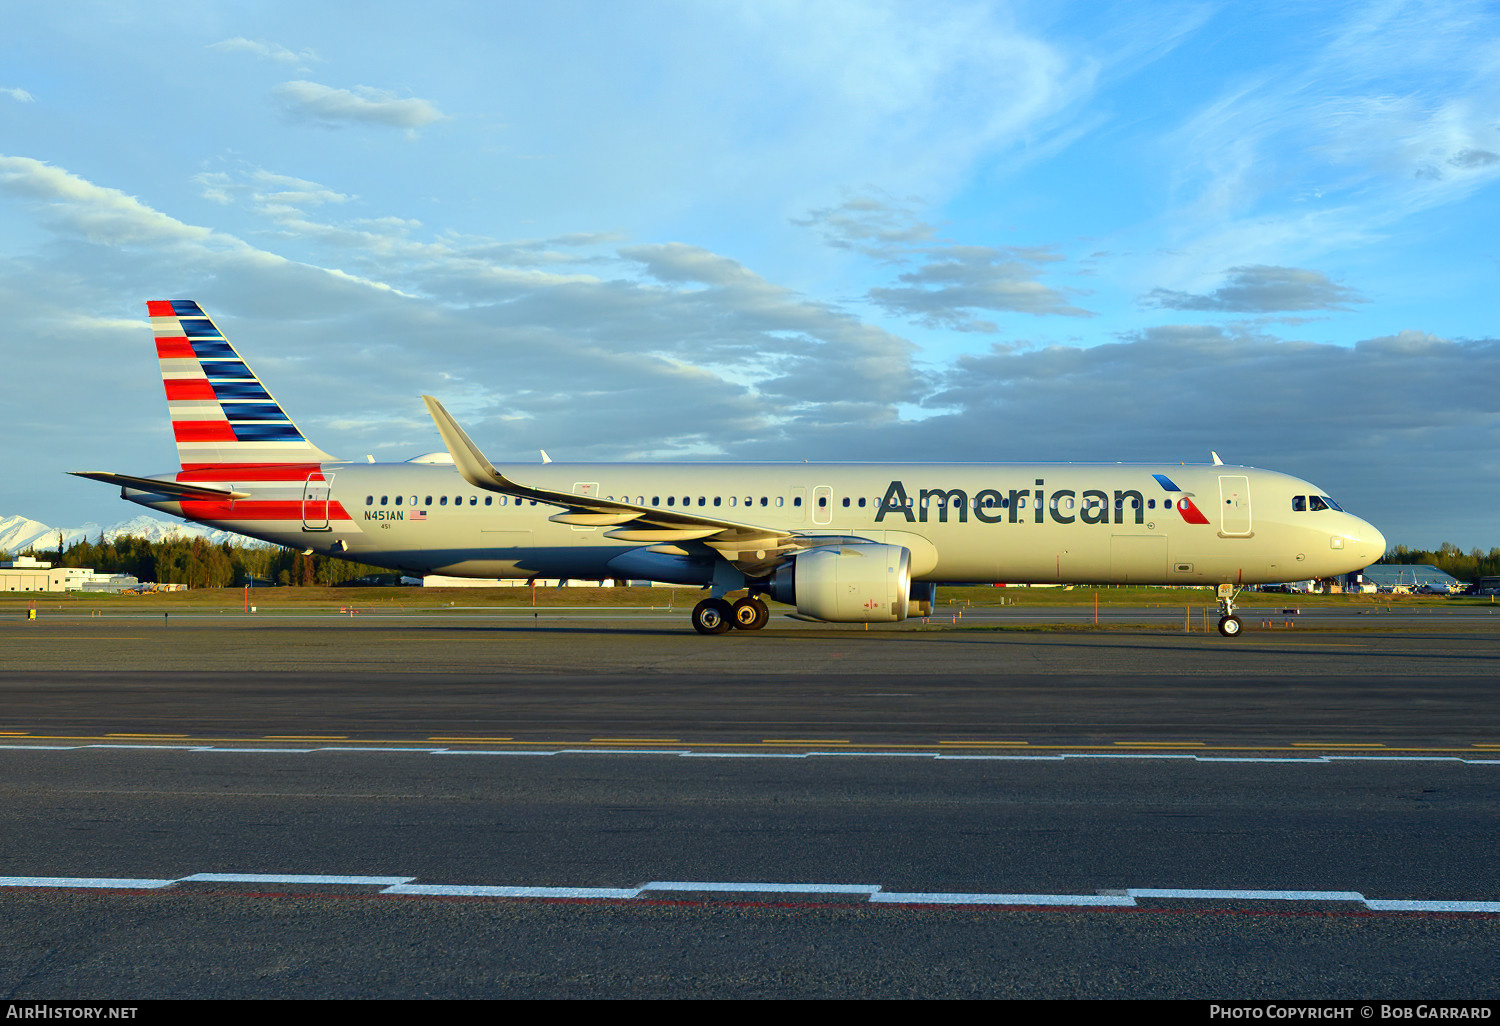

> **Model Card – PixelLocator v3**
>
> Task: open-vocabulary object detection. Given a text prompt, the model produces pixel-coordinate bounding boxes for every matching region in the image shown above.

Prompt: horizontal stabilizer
[69,471,251,500]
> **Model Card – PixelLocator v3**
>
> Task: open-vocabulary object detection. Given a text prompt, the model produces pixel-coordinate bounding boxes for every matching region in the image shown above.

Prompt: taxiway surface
[2,610,1497,998]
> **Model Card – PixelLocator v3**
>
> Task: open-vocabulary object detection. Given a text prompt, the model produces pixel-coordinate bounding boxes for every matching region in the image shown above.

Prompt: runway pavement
[1,608,1497,998]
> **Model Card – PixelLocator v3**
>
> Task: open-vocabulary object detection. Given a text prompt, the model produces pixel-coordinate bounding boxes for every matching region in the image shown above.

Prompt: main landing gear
[1216,584,1243,638]
[691,595,770,635]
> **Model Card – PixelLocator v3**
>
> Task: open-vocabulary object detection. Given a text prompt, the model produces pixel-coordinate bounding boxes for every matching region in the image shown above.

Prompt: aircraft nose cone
[1352,519,1386,566]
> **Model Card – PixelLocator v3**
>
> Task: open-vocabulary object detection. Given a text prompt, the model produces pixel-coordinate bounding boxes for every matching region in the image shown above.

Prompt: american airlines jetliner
[73,301,1386,636]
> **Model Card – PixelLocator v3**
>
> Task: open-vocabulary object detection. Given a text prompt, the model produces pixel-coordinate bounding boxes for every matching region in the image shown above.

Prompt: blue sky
[2,0,1497,549]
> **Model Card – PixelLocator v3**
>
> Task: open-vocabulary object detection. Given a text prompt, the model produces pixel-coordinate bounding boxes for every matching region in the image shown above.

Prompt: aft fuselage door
[301,473,333,532]
[1218,475,1251,536]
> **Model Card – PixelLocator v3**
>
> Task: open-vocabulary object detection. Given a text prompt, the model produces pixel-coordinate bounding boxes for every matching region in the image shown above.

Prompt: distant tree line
[13,533,1497,589]
[18,534,389,588]
[1384,543,1500,583]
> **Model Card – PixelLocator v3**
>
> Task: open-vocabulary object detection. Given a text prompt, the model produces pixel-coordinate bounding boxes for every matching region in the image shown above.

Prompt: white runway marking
[1,872,1495,912]
[387,885,643,898]
[871,892,1136,906]
[3,743,1499,764]
[0,876,176,889]
[182,873,416,886]
[1127,888,1366,901]
[642,881,882,895]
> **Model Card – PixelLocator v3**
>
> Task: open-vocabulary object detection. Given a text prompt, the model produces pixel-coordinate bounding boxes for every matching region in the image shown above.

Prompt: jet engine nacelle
[768,543,911,622]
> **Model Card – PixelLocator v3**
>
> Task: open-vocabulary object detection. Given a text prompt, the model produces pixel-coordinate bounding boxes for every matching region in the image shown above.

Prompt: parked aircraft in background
[72,301,1386,636]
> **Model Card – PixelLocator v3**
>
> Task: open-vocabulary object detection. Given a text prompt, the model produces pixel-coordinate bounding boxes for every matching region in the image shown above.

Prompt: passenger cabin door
[1218,475,1251,537]
[301,474,332,532]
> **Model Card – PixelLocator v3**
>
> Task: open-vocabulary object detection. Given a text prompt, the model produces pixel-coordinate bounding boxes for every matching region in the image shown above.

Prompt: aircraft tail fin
[147,300,335,469]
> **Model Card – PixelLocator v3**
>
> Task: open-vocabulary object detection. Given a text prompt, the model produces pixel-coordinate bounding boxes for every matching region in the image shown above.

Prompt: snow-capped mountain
[0,513,265,556]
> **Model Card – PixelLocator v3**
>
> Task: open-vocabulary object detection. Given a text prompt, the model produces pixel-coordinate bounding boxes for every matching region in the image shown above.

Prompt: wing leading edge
[421,395,830,576]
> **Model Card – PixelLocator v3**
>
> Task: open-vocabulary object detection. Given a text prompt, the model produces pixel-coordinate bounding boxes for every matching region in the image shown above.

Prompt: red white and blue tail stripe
[148,300,335,469]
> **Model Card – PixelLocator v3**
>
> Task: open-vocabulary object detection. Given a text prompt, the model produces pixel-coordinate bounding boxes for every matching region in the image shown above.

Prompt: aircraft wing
[423,396,832,576]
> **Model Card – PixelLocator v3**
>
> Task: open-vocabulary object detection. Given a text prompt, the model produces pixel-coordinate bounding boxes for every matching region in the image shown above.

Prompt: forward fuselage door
[1218,475,1251,536]
[302,473,333,532]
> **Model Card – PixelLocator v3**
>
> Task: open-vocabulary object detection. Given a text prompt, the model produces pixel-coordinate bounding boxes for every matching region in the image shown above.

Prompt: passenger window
[395,495,403,506]
[776,496,784,507]
[652,497,660,506]
[794,497,802,507]
[858,498,866,508]
[713,497,721,507]
[485,497,492,506]
[366,496,373,506]
[380,496,388,506]
[470,497,477,506]
[818,497,827,507]
[425,496,433,506]
[698,497,706,506]
[667,496,675,506]
[842,497,850,507]
[760,497,768,506]
[440,496,448,506]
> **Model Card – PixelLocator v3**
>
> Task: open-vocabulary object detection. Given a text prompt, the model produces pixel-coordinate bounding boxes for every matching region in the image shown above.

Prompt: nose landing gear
[1216,584,1244,637]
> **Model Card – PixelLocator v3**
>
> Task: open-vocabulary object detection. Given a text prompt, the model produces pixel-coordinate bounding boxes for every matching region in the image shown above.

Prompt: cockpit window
[1309,495,1330,512]
[1292,496,1306,512]
[1322,496,1343,512]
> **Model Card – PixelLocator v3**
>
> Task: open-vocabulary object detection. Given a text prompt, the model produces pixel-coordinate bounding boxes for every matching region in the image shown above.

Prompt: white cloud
[274,80,449,130]
[1150,0,1500,277]
[3,87,33,103]
[1142,265,1366,314]
[208,37,319,65]
[0,155,213,247]
[798,194,1092,330]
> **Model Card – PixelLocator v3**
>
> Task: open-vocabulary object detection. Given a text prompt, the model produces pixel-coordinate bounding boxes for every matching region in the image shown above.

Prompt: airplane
[71,300,1387,637]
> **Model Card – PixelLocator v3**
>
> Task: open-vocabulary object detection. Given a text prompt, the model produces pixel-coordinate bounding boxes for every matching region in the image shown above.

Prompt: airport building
[0,556,140,593]
[1349,563,1463,593]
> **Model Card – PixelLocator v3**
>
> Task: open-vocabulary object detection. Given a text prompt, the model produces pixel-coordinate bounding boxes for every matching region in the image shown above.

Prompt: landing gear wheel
[731,596,770,631]
[1215,584,1246,640]
[691,598,734,635]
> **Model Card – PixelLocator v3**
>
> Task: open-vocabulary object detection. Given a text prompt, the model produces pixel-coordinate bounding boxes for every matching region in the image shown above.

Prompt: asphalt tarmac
[1,609,1497,999]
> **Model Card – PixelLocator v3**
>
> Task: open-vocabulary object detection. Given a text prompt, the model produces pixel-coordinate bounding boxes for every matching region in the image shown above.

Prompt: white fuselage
[125,458,1386,587]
